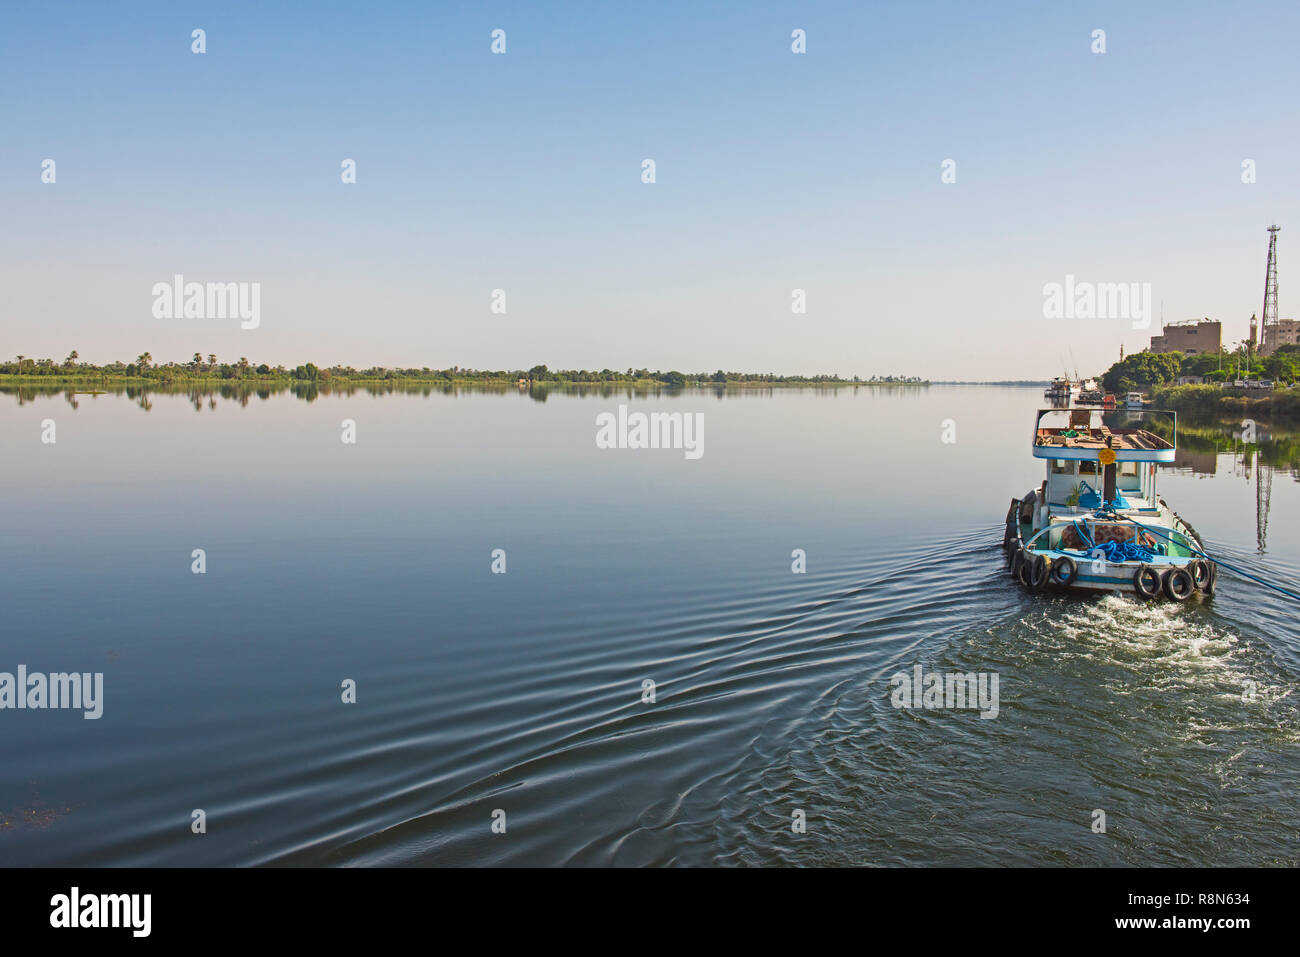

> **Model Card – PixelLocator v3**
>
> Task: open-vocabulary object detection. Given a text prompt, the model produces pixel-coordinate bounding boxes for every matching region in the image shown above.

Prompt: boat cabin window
[1051,459,1073,474]
[1119,462,1138,477]
[1079,461,1098,474]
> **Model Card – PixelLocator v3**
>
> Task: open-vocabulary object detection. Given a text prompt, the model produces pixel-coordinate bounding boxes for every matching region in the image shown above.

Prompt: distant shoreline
[0,367,930,388]
[930,381,1051,386]
[0,373,931,389]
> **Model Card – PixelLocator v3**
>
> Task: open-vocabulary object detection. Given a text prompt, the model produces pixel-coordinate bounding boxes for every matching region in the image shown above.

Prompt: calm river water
[1,383,1297,865]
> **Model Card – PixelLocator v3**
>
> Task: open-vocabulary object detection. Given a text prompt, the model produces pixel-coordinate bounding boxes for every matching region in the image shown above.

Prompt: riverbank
[1150,383,1300,420]
[0,373,929,389]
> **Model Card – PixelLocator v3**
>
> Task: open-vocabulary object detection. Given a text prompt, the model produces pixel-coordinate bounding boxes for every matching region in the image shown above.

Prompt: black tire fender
[1133,564,1161,599]
[1027,554,1050,589]
[1163,566,1195,601]
[1188,559,1211,590]
[1016,551,1032,587]
[1050,555,1078,586]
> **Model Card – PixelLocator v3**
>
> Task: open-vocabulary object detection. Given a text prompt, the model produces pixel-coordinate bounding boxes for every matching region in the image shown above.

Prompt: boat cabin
[1030,407,1176,518]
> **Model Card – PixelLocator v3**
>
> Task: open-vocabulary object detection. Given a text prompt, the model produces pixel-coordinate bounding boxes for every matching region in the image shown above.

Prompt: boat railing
[1034,407,1177,449]
[1026,515,1196,559]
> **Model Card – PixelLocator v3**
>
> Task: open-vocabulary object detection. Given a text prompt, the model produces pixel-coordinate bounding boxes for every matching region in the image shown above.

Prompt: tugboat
[1002,407,1213,600]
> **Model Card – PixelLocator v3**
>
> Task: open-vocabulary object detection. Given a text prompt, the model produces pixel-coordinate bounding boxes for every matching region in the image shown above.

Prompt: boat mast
[1102,437,1117,504]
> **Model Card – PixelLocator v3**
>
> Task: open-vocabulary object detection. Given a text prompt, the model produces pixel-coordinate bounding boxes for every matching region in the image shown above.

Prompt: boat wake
[259,525,1300,868]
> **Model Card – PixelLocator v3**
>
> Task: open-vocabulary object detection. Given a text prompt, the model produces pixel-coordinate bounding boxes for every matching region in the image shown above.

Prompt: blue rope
[1069,512,1156,561]
[1127,517,1300,603]
[1096,539,1154,563]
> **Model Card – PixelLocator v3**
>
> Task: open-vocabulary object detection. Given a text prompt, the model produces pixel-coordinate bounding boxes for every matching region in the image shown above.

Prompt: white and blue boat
[1003,407,1213,600]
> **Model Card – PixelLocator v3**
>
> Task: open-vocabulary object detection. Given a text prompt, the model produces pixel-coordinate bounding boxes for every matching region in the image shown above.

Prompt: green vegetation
[1095,344,1300,421]
[0,354,928,388]
[1099,344,1300,393]
[1150,383,1300,419]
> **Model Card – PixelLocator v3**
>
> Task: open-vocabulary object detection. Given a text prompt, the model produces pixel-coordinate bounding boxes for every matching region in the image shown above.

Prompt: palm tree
[65,350,78,368]
[137,352,152,370]
[192,352,203,371]
[208,354,216,370]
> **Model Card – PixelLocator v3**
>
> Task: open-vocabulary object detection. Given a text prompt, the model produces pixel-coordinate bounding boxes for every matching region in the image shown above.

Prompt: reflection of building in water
[1246,450,1272,553]
[1230,444,1275,553]
[1172,449,1218,474]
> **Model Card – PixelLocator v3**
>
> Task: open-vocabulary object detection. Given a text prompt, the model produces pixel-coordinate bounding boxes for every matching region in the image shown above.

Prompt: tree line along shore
[0,354,928,387]
[1097,344,1300,420]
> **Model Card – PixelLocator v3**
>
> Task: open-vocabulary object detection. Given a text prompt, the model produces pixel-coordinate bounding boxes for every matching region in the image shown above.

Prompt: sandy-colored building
[1149,319,1221,355]
[1260,318,1300,355]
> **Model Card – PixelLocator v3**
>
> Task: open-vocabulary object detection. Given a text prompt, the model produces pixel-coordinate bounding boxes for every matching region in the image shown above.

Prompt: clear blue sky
[2,0,1297,378]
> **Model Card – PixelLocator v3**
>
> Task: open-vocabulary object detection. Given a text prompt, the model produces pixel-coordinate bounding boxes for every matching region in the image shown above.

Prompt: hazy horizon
[3,0,1297,379]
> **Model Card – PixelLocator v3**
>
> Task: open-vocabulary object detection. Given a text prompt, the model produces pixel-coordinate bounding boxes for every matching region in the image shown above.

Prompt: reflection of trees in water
[9,380,897,408]
[1173,412,1300,475]
[1163,411,1299,554]
[14,384,1293,474]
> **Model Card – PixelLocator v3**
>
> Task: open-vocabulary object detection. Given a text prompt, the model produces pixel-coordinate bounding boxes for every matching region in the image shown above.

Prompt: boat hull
[1002,498,1211,601]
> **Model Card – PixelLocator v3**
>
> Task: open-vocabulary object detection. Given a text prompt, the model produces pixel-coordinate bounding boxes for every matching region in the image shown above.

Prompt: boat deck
[1017,513,1197,561]
[1048,495,1162,516]
[1035,426,1172,452]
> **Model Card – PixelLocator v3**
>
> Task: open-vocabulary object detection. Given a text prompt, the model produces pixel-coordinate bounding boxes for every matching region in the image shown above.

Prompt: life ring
[1027,554,1050,589]
[1204,561,1217,595]
[1016,551,1033,587]
[1163,566,1195,601]
[1133,564,1161,599]
[1188,559,1211,590]
[1050,555,1078,586]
